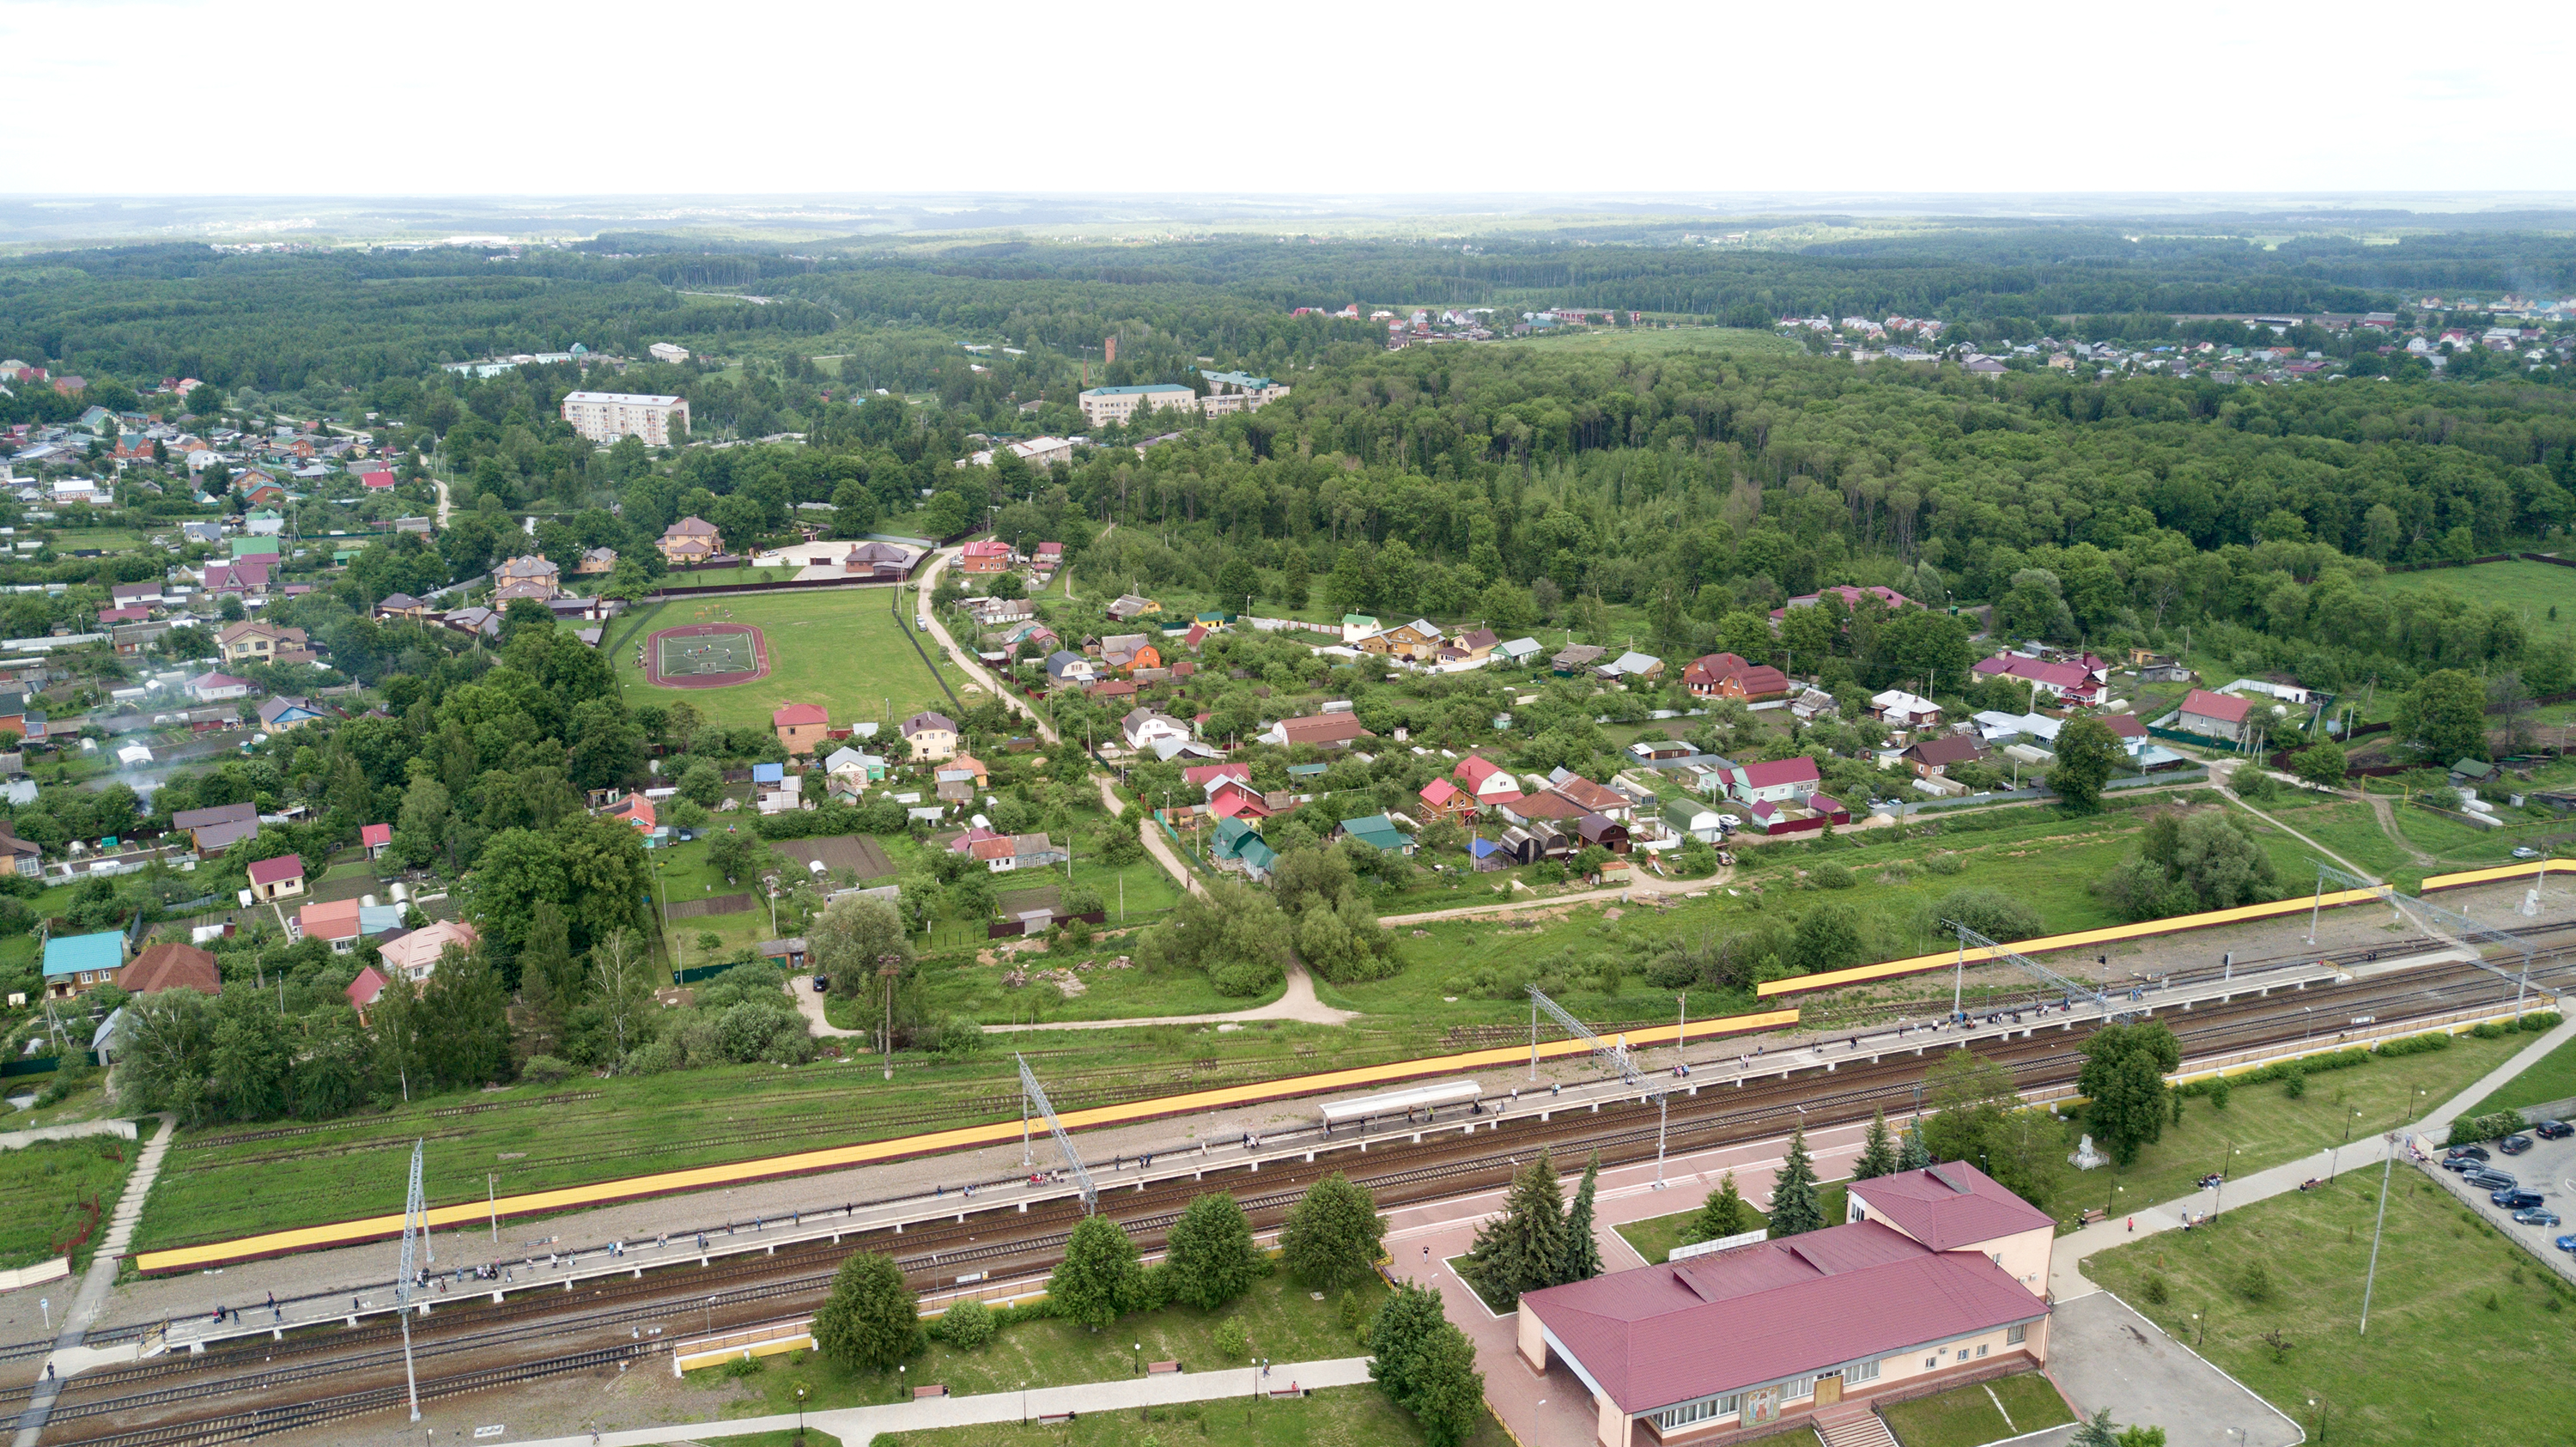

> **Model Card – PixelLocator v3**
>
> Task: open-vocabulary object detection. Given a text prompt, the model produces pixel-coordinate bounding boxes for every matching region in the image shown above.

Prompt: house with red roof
[2176,688,2254,742]
[346,964,392,1014]
[1971,653,2099,705]
[1454,755,1523,805]
[1681,652,1791,701]
[1521,1162,2050,1447]
[772,702,830,756]
[957,538,1015,574]
[361,469,397,490]
[1417,777,1476,822]
[605,793,656,830]
[1724,756,1820,806]
[1206,779,1274,820]
[1182,762,1252,791]
[246,854,306,902]
[1260,712,1376,750]
[361,823,393,860]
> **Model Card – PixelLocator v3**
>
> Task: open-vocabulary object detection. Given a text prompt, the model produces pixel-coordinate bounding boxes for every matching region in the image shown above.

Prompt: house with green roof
[1211,817,1277,881]
[231,534,283,560]
[1334,813,1413,855]
[44,930,125,999]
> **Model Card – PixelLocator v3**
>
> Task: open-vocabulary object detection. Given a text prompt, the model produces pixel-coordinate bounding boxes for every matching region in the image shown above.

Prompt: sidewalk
[498,1354,1372,1446]
[12,1113,177,1447]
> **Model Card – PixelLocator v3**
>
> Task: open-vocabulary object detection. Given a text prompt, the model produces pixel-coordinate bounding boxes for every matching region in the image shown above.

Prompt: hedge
[2446,1110,2528,1147]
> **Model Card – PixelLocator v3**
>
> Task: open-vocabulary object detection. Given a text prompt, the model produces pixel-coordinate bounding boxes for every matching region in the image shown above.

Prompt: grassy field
[701,1272,1384,1415]
[46,527,149,552]
[1612,1183,1849,1265]
[0,1130,140,1271]
[1879,1372,2075,1447]
[2467,1032,2576,1117]
[841,1386,1513,1447]
[2370,559,2576,626]
[130,1018,1455,1252]
[614,591,958,733]
[2084,1165,2575,1446]
[1504,326,1801,359]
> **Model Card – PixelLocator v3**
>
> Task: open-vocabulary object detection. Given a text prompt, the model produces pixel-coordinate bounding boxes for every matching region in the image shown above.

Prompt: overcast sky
[5,0,2571,198]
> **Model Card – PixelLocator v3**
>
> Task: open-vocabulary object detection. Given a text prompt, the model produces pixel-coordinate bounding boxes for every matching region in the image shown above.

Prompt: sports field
[648,622,766,685]
[1507,325,1800,359]
[2371,558,2576,622]
[613,590,956,733]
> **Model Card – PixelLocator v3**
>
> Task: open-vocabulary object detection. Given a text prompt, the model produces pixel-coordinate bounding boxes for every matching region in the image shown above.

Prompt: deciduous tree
[811,1251,922,1370]
[1281,1172,1387,1289]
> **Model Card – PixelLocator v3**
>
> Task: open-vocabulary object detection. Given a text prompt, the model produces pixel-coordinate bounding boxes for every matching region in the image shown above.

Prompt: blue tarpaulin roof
[752,763,786,784]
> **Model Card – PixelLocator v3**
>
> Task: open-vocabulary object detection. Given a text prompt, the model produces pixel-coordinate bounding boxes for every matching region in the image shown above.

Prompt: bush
[1923,851,1967,874]
[1212,1316,1248,1363]
[2518,1010,2563,1031]
[2446,1110,2525,1147]
[1930,886,2044,944]
[2282,1065,2306,1099]
[932,1298,994,1350]
[2375,1031,2451,1059]
[2240,1261,2274,1304]
[2208,1078,2232,1110]
[2141,1273,2169,1306]
[520,1055,574,1085]
[1811,862,1856,890]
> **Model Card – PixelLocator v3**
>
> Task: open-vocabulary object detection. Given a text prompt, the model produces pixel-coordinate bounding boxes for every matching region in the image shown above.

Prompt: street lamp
[796,1383,809,1436]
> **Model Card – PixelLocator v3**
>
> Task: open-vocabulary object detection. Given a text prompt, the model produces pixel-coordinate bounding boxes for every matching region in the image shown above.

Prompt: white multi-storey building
[560,392,689,446]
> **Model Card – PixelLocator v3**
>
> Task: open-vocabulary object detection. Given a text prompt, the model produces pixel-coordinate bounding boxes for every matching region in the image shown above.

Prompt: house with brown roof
[1452,628,1499,660]
[1518,1160,2050,1447]
[574,547,619,575]
[1259,712,1376,750]
[1900,733,1988,778]
[1550,775,1632,822]
[119,942,221,996]
[658,516,723,565]
[217,619,310,667]
[1682,652,1790,701]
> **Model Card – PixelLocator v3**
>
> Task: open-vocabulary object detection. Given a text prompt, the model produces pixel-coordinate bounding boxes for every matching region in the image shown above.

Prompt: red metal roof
[2180,689,2253,723]
[1847,1163,2057,1251]
[1734,756,1820,790]
[361,823,393,848]
[1419,778,1463,806]
[246,854,304,886]
[2099,714,2148,739]
[1524,1218,2044,1414]
[772,703,829,727]
[1183,763,1252,788]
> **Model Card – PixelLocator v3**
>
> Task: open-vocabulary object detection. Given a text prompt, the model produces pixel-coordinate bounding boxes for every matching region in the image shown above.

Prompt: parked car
[2442,1156,2481,1173]
[2501,1134,2536,1155]
[2513,1207,2561,1227]
[2537,1120,2573,1140]
[2466,1170,2518,1191]
[2511,845,2541,860]
[2558,1234,2576,1255]
[810,975,830,994]
[2492,1188,2544,1210]
[2448,1145,2492,1162]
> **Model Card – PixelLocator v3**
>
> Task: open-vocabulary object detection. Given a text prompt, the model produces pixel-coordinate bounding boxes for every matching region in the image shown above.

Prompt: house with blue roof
[44,930,125,998]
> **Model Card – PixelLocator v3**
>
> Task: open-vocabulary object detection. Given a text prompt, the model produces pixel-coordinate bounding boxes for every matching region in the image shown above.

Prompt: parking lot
[2429,1118,2576,1282]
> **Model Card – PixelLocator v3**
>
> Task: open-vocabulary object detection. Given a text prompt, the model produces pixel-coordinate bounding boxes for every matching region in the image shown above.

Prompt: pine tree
[1558,1153,1602,1284]
[1769,1127,1826,1237]
[1854,1106,1898,1180]
[1686,1171,1759,1246]
[1898,1117,1932,1171]
[1458,1149,1565,1310]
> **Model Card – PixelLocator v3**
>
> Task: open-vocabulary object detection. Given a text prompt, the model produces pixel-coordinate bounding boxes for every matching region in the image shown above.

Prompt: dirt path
[2367,792,2439,866]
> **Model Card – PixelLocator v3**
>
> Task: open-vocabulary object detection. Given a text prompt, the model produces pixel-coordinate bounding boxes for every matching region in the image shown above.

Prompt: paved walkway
[786,976,865,1037]
[12,1114,176,1447]
[981,958,1355,1030]
[505,1354,1372,1446]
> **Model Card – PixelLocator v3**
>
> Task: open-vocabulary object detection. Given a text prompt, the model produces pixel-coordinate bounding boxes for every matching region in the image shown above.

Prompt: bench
[1038,1410,1078,1424]
[914,1384,949,1400]
[1269,1385,1309,1399]
[1149,1359,1182,1376]
[2078,1207,2106,1225]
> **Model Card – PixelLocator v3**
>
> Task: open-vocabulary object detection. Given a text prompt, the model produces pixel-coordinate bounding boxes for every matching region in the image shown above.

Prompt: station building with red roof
[1518,1160,2054,1445]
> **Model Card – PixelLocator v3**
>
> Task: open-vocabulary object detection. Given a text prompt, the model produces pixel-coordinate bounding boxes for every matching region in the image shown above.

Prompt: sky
[5,0,2573,198]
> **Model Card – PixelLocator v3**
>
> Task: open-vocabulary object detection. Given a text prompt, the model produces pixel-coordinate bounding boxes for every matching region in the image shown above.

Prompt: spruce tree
[1854,1106,1898,1180]
[1898,1117,1932,1171]
[1769,1127,1826,1237]
[1458,1149,1565,1310]
[1687,1171,1759,1246]
[1558,1153,1603,1284]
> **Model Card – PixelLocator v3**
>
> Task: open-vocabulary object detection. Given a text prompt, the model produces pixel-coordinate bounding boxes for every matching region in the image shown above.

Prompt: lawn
[2064,1028,2527,1223]
[1879,1372,2075,1447]
[1505,326,1801,359]
[1610,1180,1856,1267]
[2083,1165,2576,1446]
[46,527,149,552]
[614,591,958,734]
[846,1385,1514,1447]
[700,1272,1383,1415]
[0,1129,141,1271]
[2466,1031,2576,1117]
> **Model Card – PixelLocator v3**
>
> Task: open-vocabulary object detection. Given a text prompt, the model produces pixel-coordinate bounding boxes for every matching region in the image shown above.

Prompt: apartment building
[560,392,690,446]
[1077,384,1197,428]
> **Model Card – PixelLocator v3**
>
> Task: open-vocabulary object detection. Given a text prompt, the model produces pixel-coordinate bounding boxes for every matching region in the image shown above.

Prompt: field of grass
[1879,1372,2075,1447]
[1504,325,1801,359]
[2370,558,2576,626]
[129,1018,1449,1252]
[700,1272,1383,1415]
[843,1386,1512,1447]
[1611,1182,1849,1265]
[2466,1032,2576,1117]
[614,591,958,733]
[0,1130,139,1271]
[46,527,149,552]
[2084,1165,2575,1446]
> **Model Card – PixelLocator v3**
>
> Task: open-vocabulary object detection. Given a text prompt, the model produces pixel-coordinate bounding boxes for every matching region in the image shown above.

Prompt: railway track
[32,957,2555,1444]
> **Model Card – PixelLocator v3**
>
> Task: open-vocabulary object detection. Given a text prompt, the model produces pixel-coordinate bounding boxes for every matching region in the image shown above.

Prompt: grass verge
[2083,1166,2576,1446]
[1879,1371,2074,1447]
[2466,1031,2576,1118]
[0,1131,137,1271]
[849,1385,1514,1447]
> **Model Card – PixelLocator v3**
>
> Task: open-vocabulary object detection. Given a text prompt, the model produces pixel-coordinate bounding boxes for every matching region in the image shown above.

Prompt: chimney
[1103,336,1117,365]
